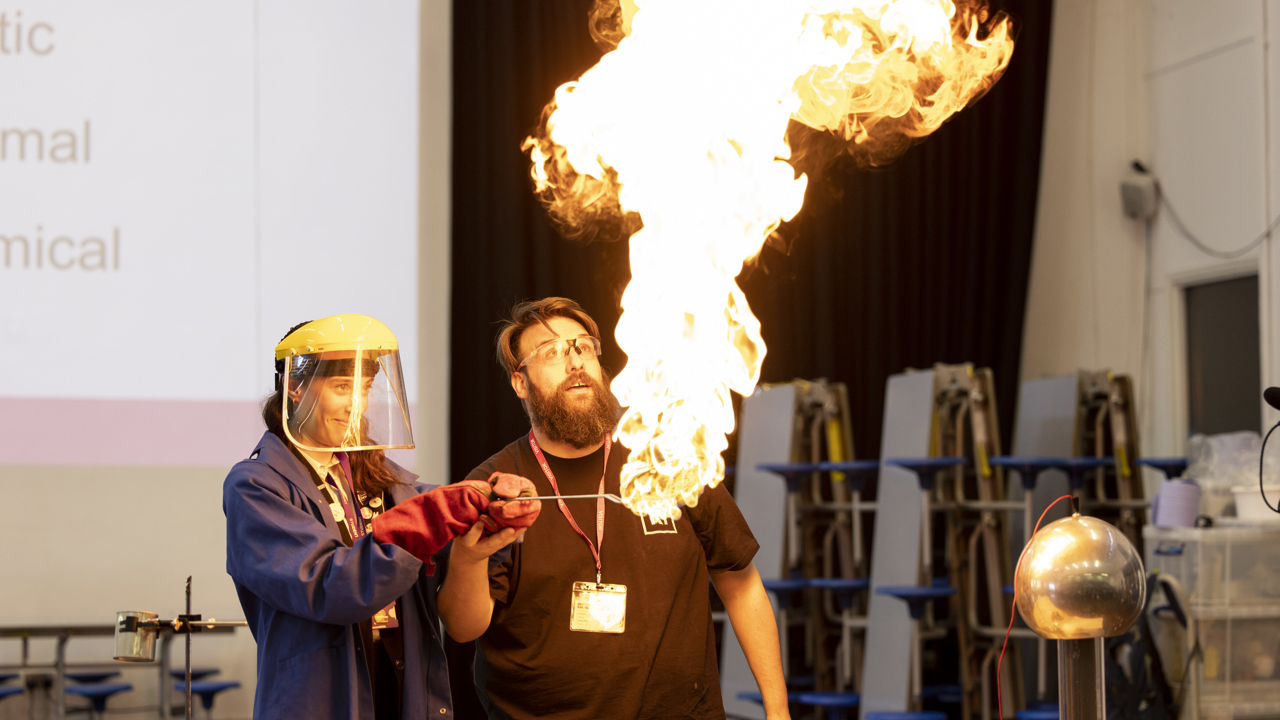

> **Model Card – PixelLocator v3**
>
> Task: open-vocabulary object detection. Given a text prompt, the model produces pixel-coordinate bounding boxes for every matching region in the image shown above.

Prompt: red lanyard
[528,430,611,583]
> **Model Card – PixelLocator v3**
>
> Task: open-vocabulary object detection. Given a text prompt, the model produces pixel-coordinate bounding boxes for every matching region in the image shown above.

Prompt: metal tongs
[513,493,625,504]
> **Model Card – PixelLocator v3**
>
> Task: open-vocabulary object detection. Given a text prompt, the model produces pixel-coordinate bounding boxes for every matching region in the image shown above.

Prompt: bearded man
[438,297,790,720]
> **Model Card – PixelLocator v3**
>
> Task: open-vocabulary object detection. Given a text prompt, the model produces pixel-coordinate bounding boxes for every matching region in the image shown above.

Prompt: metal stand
[1057,638,1104,720]
[113,576,247,720]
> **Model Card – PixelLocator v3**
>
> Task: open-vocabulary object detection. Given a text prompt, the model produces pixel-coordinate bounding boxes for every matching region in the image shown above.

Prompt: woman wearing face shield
[222,315,541,720]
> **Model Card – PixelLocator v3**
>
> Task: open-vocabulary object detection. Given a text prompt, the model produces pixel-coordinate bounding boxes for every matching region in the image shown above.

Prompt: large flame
[526,0,1013,521]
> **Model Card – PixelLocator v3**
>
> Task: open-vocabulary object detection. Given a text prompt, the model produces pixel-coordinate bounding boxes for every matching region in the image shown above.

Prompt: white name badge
[569,581,627,634]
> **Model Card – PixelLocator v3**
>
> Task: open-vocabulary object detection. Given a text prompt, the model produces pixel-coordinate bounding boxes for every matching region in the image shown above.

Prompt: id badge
[569,581,626,633]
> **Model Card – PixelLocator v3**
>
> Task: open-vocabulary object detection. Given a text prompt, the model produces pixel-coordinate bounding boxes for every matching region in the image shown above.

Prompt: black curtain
[448,5,1052,712]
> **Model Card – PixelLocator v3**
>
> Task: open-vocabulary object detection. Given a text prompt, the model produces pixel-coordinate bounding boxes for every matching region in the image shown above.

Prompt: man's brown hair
[496,297,601,376]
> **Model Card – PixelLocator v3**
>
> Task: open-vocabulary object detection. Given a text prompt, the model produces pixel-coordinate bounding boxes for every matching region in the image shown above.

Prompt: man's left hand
[482,472,541,533]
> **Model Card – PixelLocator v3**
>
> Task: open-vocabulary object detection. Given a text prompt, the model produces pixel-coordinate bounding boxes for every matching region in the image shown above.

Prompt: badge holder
[570,581,627,633]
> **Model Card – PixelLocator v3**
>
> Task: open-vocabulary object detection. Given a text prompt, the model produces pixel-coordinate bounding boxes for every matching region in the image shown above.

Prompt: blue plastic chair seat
[809,578,870,612]
[922,683,963,703]
[736,690,806,705]
[65,671,121,684]
[762,578,812,607]
[169,667,220,681]
[786,674,816,689]
[797,692,861,720]
[173,680,241,711]
[818,460,881,490]
[988,457,1070,490]
[866,712,948,720]
[65,683,132,713]
[757,460,883,493]
[1016,709,1060,720]
[0,686,23,700]
[886,457,965,490]
[796,691,860,707]
[1063,457,1113,490]
[757,463,826,493]
[0,673,17,684]
[875,585,957,620]
[1136,457,1188,480]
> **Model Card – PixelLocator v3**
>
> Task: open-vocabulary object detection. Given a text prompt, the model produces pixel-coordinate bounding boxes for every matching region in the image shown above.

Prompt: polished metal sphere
[1014,513,1146,639]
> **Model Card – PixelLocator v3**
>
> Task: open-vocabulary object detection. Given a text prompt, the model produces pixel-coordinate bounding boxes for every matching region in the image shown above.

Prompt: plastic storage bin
[1145,525,1280,719]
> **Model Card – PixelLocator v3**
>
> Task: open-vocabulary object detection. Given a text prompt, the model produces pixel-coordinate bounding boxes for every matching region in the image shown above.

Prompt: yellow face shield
[275,315,414,453]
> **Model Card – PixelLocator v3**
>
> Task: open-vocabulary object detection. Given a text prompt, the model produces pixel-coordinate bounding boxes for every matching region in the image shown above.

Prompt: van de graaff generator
[1015,507,1146,720]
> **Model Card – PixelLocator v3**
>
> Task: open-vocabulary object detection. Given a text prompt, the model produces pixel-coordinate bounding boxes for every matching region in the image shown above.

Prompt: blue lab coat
[223,431,452,720]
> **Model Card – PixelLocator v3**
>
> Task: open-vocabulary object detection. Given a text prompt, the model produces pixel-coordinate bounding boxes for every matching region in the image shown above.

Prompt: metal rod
[519,493,626,503]
[136,619,249,630]
[55,633,68,719]
[1058,637,1104,720]
[185,576,192,720]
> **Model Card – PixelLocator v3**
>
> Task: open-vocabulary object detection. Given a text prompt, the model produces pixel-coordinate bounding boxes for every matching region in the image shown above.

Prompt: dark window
[1185,275,1261,435]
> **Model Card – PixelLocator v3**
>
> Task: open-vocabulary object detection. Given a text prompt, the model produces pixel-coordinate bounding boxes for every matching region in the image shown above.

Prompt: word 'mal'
[1,226,120,271]
[0,12,53,55]
[1,121,89,163]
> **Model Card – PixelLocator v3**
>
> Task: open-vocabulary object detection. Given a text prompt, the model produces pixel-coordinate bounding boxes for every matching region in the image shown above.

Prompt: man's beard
[526,369,622,450]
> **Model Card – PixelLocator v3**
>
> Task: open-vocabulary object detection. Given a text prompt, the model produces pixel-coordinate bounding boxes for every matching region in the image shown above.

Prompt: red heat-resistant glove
[372,481,491,574]
[481,472,542,533]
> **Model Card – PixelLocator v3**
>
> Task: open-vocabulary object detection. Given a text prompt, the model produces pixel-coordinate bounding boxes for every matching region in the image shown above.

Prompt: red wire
[997,494,1074,720]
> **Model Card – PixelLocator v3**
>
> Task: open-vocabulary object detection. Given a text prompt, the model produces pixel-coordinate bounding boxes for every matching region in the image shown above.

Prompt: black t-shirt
[464,434,759,720]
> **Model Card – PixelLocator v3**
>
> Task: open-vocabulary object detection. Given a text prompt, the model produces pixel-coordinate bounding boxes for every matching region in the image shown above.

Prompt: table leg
[787,493,799,571]
[911,619,922,708]
[1023,490,1033,544]
[852,489,864,571]
[54,634,68,720]
[1037,637,1047,701]
[160,633,175,718]
[921,491,932,581]
[842,611,852,691]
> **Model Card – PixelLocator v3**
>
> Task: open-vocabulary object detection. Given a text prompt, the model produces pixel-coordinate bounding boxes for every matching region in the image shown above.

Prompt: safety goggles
[518,336,603,369]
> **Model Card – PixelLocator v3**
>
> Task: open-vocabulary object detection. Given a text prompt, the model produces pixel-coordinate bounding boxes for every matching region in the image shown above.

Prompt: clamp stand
[113,576,247,719]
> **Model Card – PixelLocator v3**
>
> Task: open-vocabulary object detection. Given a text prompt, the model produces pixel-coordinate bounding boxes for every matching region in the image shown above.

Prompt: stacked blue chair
[866,711,948,720]
[65,671,121,684]
[175,680,241,718]
[65,683,133,720]
[757,459,878,691]
[0,685,23,704]
[796,691,861,720]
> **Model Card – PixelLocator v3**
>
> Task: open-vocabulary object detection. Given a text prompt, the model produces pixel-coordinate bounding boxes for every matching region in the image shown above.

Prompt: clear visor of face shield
[281,348,414,453]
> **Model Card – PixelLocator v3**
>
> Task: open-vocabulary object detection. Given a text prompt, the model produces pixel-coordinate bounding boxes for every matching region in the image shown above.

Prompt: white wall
[1021,0,1280,459]
[419,0,452,489]
[0,3,450,718]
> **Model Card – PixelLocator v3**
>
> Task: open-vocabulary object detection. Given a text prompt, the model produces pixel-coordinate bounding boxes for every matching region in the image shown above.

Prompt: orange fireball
[525,0,1013,521]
